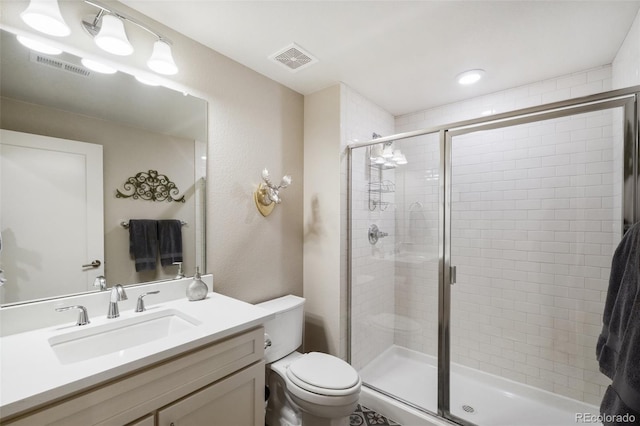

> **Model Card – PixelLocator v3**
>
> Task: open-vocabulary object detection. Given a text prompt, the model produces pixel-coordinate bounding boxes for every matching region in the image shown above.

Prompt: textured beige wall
[303,85,342,356]
[0,1,304,303]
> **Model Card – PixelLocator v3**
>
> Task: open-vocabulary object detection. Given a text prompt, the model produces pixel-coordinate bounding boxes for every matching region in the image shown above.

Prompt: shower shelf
[367,141,396,212]
[369,199,391,211]
[368,176,395,211]
[368,180,395,193]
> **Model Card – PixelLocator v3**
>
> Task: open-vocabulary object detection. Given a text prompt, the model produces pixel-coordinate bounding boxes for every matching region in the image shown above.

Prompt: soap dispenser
[186,266,208,301]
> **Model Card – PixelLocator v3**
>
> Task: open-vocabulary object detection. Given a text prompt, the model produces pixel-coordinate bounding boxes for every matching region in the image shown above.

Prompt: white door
[0,129,104,304]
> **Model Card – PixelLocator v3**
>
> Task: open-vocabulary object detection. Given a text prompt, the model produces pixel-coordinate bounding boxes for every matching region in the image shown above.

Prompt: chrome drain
[462,405,475,414]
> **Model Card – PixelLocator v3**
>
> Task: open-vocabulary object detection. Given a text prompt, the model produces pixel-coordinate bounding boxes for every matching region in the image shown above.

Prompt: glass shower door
[350,132,441,414]
[446,102,630,426]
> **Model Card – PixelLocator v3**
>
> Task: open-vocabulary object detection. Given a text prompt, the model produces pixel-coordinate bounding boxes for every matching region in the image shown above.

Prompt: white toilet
[258,295,361,426]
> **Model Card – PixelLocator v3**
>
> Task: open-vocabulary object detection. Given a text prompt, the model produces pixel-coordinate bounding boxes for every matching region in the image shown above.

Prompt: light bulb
[16,35,62,55]
[81,58,117,74]
[382,145,394,159]
[94,14,133,56]
[147,40,178,75]
[20,0,70,37]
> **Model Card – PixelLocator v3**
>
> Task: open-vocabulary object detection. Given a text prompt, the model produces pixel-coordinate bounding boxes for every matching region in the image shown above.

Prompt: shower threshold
[359,345,599,426]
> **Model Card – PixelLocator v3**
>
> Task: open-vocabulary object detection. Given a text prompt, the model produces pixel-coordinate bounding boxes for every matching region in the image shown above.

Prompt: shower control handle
[368,224,388,245]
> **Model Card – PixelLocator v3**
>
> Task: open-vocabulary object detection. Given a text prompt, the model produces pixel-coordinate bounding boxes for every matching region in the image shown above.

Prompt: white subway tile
[387,66,618,404]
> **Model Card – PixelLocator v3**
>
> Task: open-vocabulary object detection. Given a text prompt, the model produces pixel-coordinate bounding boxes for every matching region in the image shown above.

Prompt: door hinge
[450,266,457,285]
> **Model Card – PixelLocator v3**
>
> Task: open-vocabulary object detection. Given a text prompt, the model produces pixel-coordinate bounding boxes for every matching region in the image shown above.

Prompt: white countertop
[0,291,273,419]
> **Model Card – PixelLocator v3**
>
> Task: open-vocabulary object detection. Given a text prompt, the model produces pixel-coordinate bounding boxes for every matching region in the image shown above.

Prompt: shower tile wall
[393,135,440,356]
[393,66,620,405]
[340,84,395,369]
[449,110,621,406]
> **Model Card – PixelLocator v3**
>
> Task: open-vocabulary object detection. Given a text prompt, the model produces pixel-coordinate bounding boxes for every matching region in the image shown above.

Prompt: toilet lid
[287,352,360,392]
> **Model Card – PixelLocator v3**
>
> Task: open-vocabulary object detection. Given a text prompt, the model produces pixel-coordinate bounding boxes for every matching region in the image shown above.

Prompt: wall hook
[254,168,291,217]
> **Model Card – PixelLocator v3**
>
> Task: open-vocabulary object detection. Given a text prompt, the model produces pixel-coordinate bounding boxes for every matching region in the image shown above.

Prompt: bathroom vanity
[0,280,273,426]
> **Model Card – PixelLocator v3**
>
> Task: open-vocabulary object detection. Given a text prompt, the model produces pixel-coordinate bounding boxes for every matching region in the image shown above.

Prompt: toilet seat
[286,352,361,397]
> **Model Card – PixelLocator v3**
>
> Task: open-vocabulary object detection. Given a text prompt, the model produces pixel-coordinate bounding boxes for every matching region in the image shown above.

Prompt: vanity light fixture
[135,75,160,86]
[20,0,70,37]
[82,0,179,74]
[254,169,292,217]
[457,69,485,85]
[382,144,394,159]
[370,142,408,168]
[147,39,178,75]
[93,13,134,56]
[16,35,62,55]
[81,58,117,74]
[392,149,408,165]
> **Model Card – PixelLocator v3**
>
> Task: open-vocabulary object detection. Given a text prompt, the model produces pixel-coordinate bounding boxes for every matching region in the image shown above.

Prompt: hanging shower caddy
[367,134,399,211]
[368,174,395,211]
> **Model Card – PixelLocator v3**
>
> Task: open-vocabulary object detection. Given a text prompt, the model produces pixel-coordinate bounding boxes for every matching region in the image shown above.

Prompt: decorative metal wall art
[116,170,185,203]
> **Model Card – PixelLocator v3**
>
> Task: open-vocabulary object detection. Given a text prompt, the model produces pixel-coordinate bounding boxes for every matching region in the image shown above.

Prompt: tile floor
[350,405,401,426]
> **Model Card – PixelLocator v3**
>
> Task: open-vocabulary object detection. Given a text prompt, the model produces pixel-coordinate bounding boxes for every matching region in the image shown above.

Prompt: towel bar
[121,220,187,229]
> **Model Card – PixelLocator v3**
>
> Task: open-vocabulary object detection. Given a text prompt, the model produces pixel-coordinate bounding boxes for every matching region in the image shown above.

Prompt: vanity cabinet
[2,327,265,426]
[126,415,154,426]
[157,361,264,426]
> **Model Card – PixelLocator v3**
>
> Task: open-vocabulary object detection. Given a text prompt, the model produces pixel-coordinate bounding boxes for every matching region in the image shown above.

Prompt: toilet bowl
[257,295,361,426]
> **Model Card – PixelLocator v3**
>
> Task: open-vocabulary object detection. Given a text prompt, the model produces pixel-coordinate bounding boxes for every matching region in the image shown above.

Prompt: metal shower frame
[347,85,640,426]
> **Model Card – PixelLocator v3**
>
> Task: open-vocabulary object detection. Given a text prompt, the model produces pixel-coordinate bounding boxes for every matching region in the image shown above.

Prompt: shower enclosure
[348,87,639,426]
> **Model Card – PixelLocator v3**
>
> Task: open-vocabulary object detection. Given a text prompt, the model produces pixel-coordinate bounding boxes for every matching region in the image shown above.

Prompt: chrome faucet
[56,305,90,326]
[93,275,107,291]
[135,290,160,312]
[173,262,185,279]
[107,284,128,319]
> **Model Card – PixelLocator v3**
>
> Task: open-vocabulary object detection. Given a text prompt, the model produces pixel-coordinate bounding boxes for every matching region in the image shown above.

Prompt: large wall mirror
[0,29,207,306]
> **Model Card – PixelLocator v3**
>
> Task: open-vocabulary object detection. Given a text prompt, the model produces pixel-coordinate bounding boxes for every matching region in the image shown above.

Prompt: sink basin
[48,309,201,364]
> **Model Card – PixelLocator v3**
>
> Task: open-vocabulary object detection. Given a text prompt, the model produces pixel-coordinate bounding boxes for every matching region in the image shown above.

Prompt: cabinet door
[157,361,264,426]
[126,415,154,426]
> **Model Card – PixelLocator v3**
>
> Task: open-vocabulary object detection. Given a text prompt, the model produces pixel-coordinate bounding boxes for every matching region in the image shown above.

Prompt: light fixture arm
[83,0,173,44]
[86,8,105,29]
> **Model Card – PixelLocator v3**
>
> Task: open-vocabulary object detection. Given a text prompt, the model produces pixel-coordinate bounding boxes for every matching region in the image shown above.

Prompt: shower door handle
[450,266,457,285]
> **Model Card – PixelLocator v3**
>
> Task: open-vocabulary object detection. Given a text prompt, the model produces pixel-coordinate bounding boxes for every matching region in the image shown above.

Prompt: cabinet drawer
[157,361,265,426]
[126,414,154,426]
[4,327,264,426]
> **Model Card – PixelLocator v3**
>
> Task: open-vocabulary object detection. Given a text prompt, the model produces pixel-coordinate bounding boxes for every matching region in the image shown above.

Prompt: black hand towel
[597,222,640,422]
[158,219,183,267]
[129,219,158,272]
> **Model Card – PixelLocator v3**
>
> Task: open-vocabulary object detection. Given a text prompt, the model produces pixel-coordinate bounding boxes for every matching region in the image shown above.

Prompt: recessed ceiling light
[457,69,485,85]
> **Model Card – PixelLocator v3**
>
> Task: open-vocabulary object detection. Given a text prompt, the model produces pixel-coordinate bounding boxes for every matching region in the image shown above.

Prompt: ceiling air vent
[30,52,91,77]
[269,43,318,72]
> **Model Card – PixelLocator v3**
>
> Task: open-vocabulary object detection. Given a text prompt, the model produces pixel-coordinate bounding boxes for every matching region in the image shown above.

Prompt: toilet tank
[257,295,305,363]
